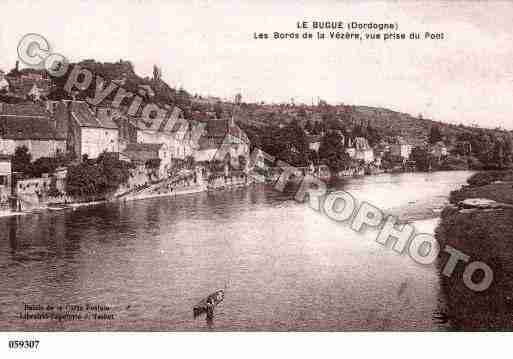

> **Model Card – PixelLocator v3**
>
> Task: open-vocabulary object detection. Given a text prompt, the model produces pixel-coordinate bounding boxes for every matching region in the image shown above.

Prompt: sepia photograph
[1,0,513,355]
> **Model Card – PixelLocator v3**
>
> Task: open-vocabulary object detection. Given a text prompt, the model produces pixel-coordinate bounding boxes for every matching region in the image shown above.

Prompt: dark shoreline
[435,170,513,330]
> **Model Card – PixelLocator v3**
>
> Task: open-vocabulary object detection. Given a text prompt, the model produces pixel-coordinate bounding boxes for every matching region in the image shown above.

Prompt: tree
[12,146,32,174]
[66,161,103,197]
[312,121,325,135]
[153,65,162,82]
[98,152,132,190]
[365,122,381,147]
[410,147,434,171]
[504,134,513,168]
[304,120,314,134]
[428,125,443,144]
[318,131,351,172]
[214,102,223,119]
[30,157,59,178]
[352,122,365,138]
[490,138,506,169]
[66,152,131,198]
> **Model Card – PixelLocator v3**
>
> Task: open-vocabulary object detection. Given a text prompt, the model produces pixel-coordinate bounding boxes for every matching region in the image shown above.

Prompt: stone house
[122,142,172,179]
[136,106,194,160]
[67,101,119,159]
[194,117,251,168]
[0,103,66,159]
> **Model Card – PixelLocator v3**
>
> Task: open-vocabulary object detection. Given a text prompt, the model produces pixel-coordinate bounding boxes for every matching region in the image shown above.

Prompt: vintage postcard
[1,0,513,353]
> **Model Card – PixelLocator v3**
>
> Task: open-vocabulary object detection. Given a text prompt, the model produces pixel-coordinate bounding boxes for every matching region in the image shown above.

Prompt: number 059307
[8,340,40,350]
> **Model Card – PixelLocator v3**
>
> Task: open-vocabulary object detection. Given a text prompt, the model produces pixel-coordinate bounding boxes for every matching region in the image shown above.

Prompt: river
[0,171,474,331]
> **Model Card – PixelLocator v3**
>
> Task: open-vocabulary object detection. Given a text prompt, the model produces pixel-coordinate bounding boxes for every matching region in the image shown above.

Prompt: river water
[0,171,474,331]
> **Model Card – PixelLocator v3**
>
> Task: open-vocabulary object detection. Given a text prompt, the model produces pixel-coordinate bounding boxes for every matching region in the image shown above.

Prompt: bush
[467,170,513,187]
[440,155,469,171]
[66,152,131,197]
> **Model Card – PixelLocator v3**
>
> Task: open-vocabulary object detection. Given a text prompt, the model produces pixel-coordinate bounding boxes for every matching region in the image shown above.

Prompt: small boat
[193,289,225,319]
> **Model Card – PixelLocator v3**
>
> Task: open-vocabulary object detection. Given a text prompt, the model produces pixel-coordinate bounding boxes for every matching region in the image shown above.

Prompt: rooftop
[124,143,164,152]
[0,103,50,117]
[0,116,65,140]
[70,101,118,129]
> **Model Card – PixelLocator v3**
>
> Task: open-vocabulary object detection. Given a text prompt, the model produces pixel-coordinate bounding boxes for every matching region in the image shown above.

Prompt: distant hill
[41,59,510,147]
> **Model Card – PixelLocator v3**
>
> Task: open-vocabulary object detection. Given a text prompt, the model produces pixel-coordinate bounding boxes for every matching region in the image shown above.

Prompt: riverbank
[1,170,473,331]
[435,170,513,330]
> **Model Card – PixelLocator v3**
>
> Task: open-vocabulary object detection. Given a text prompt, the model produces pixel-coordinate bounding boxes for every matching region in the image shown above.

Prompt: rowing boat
[193,289,224,318]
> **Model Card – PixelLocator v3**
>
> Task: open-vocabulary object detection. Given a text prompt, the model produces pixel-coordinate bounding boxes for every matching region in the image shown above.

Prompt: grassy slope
[435,172,513,330]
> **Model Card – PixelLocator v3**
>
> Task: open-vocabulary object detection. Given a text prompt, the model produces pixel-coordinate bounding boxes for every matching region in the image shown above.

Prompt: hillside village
[0,60,512,214]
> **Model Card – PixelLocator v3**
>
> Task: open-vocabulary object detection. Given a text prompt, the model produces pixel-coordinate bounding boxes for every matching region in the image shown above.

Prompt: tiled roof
[0,103,50,117]
[0,103,64,140]
[0,116,65,140]
[123,143,163,162]
[70,101,117,129]
[124,143,163,152]
[96,108,121,129]
[198,118,250,150]
[205,119,229,138]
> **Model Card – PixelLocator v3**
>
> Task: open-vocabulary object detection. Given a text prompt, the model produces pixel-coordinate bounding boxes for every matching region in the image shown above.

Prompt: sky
[1,0,513,129]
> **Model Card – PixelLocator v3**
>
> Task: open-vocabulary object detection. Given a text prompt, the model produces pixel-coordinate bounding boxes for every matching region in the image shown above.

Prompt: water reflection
[0,172,485,330]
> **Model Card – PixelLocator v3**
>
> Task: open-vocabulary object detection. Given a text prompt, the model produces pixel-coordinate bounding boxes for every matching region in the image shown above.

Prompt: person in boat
[205,297,215,321]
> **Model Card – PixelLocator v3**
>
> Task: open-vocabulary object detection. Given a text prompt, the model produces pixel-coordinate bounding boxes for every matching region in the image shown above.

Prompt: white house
[347,137,375,164]
[0,70,9,93]
[68,101,119,159]
[136,106,194,160]
[390,138,412,160]
[307,135,322,152]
